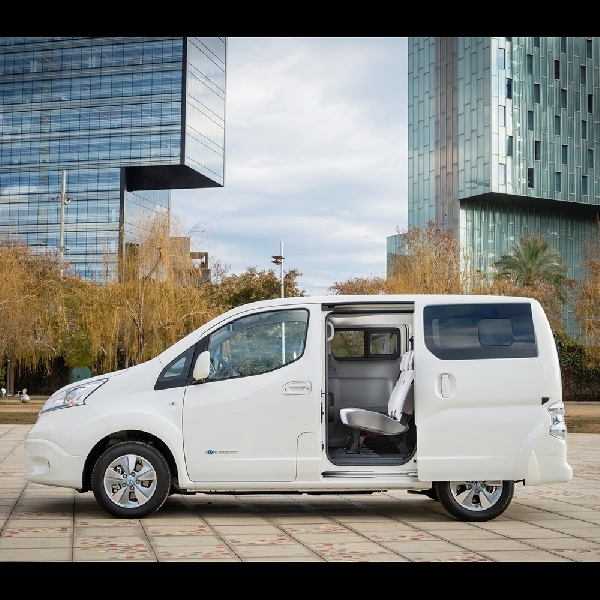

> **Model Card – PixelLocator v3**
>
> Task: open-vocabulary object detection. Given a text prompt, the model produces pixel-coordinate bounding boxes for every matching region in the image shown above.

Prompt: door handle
[441,373,450,398]
[282,381,312,395]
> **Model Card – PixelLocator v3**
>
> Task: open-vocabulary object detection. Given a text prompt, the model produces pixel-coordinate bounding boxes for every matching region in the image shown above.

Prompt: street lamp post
[272,241,285,364]
[271,241,284,298]
[52,169,73,277]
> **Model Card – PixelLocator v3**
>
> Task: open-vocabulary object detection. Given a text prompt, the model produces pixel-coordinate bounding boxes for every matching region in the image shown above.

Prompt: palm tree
[494,235,568,292]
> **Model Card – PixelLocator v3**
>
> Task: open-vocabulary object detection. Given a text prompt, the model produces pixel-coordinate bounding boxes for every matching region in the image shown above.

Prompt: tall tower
[390,37,600,331]
[0,37,226,279]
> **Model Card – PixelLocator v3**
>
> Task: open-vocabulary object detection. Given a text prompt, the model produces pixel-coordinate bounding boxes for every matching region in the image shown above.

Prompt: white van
[24,295,572,522]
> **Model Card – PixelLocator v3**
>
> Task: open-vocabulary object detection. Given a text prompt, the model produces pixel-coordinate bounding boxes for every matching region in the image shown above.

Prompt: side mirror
[193,351,211,381]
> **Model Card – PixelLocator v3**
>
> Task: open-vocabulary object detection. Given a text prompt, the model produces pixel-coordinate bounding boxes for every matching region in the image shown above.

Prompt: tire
[92,441,171,519]
[435,480,514,522]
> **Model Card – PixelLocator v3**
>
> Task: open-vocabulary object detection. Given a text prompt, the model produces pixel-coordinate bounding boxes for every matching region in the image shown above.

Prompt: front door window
[206,309,309,380]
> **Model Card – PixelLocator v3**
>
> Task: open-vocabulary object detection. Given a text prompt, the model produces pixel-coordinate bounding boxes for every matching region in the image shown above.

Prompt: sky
[172,37,408,296]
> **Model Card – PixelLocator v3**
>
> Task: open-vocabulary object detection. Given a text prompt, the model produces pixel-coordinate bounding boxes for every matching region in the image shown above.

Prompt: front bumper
[24,438,86,489]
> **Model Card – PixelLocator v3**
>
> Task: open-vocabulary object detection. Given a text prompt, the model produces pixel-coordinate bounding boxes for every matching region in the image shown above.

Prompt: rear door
[414,300,543,481]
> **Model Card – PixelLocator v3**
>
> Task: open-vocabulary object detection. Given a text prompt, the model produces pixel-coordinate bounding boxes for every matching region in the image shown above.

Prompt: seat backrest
[387,350,414,419]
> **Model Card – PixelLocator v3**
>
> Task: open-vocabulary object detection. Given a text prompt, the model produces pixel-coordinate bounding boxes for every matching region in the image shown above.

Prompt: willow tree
[77,212,215,373]
[0,239,68,383]
[385,222,463,295]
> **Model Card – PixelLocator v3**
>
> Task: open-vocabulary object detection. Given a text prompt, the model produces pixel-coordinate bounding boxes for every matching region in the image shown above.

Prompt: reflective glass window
[207,310,309,380]
[423,304,536,360]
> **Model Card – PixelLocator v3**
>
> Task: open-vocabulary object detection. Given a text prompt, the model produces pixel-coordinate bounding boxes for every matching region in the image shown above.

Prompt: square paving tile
[550,548,600,561]
[145,524,215,537]
[479,550,572,562]
[0,537,72,549]
[75,519,140,528]
[458,538,540,552]
[150,536,226,548]
[222,533,297,546]
[229,544,317,558]
[397,551,492,562]
[0,548,71,561]
[241,556,325,562]
[2,525,71,537]
[280,523,351,535]
[379,540,463,553]
[74,537,153,561]
[526,537,600,550]
[210,524,282,535]
[154,545,237,560]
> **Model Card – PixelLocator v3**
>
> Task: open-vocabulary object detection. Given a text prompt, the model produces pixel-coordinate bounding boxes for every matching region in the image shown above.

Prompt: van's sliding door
[414,301,543,482]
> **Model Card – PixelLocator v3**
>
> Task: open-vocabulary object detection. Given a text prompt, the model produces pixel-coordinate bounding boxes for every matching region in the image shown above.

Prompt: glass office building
[388,37,600,331]
[0,37,226,279]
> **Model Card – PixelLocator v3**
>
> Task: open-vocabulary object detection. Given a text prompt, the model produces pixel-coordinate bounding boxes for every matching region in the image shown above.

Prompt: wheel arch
[81,430,179,493]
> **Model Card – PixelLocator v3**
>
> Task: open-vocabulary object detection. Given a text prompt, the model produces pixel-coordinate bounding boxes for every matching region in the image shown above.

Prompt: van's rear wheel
[435,480,514,522]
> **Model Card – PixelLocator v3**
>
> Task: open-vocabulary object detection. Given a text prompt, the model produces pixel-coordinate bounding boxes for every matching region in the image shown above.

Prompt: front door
[183,306,321,482]
[414,301,543,482]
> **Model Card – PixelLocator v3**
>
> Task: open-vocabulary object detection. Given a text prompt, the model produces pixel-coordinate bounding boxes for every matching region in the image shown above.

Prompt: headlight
[40,379,108,414]
[548,401,566,440]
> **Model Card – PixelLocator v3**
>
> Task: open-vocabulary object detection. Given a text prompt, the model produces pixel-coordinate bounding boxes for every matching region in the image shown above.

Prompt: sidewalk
[1,425,599,561]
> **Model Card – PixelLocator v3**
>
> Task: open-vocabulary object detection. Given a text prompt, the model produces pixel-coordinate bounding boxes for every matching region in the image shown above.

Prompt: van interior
[325,307,416,466]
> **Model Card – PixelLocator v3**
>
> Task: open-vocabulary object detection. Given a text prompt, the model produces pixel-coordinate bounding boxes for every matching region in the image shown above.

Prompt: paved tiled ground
[1,425,600,562]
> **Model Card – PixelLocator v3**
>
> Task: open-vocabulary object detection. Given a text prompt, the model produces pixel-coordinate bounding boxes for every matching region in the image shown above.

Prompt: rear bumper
[24,438,85,489]
[524,452,573,486]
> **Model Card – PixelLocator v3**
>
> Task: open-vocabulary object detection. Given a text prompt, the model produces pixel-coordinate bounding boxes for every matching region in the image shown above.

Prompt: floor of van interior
[327,440,414,466]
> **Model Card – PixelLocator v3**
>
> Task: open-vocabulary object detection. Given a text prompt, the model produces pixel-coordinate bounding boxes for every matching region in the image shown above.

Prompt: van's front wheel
[92,442,171,518]
[435,480,514,522]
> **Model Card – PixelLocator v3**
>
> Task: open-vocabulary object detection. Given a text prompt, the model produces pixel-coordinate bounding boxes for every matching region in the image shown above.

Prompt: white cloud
[173,37,408,296]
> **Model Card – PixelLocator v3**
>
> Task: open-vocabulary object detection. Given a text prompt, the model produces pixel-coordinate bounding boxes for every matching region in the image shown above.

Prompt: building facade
[389,37,600,330]
[0,37,226,279]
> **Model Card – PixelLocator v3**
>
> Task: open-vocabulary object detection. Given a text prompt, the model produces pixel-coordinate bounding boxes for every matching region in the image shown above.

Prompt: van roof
[226,294,536,309]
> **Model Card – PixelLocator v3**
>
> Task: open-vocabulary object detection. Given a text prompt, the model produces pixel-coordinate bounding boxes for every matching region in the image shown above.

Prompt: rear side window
[423,304,536,359]
[331,329,400,360]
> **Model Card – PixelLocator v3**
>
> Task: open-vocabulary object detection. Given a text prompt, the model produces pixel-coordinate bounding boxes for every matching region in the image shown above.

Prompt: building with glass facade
[0,37,226,279]
[388,37,600,331]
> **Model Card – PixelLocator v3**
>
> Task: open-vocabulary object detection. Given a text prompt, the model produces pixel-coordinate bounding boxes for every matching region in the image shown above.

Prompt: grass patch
[565,418,600,434]
[0,413,38,424]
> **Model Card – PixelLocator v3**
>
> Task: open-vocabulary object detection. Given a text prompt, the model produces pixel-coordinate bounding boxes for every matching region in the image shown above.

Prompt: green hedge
[554,333,600,401]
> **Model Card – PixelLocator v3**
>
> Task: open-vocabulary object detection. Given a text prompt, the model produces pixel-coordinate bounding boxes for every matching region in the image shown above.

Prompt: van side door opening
[323,306,416,467]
